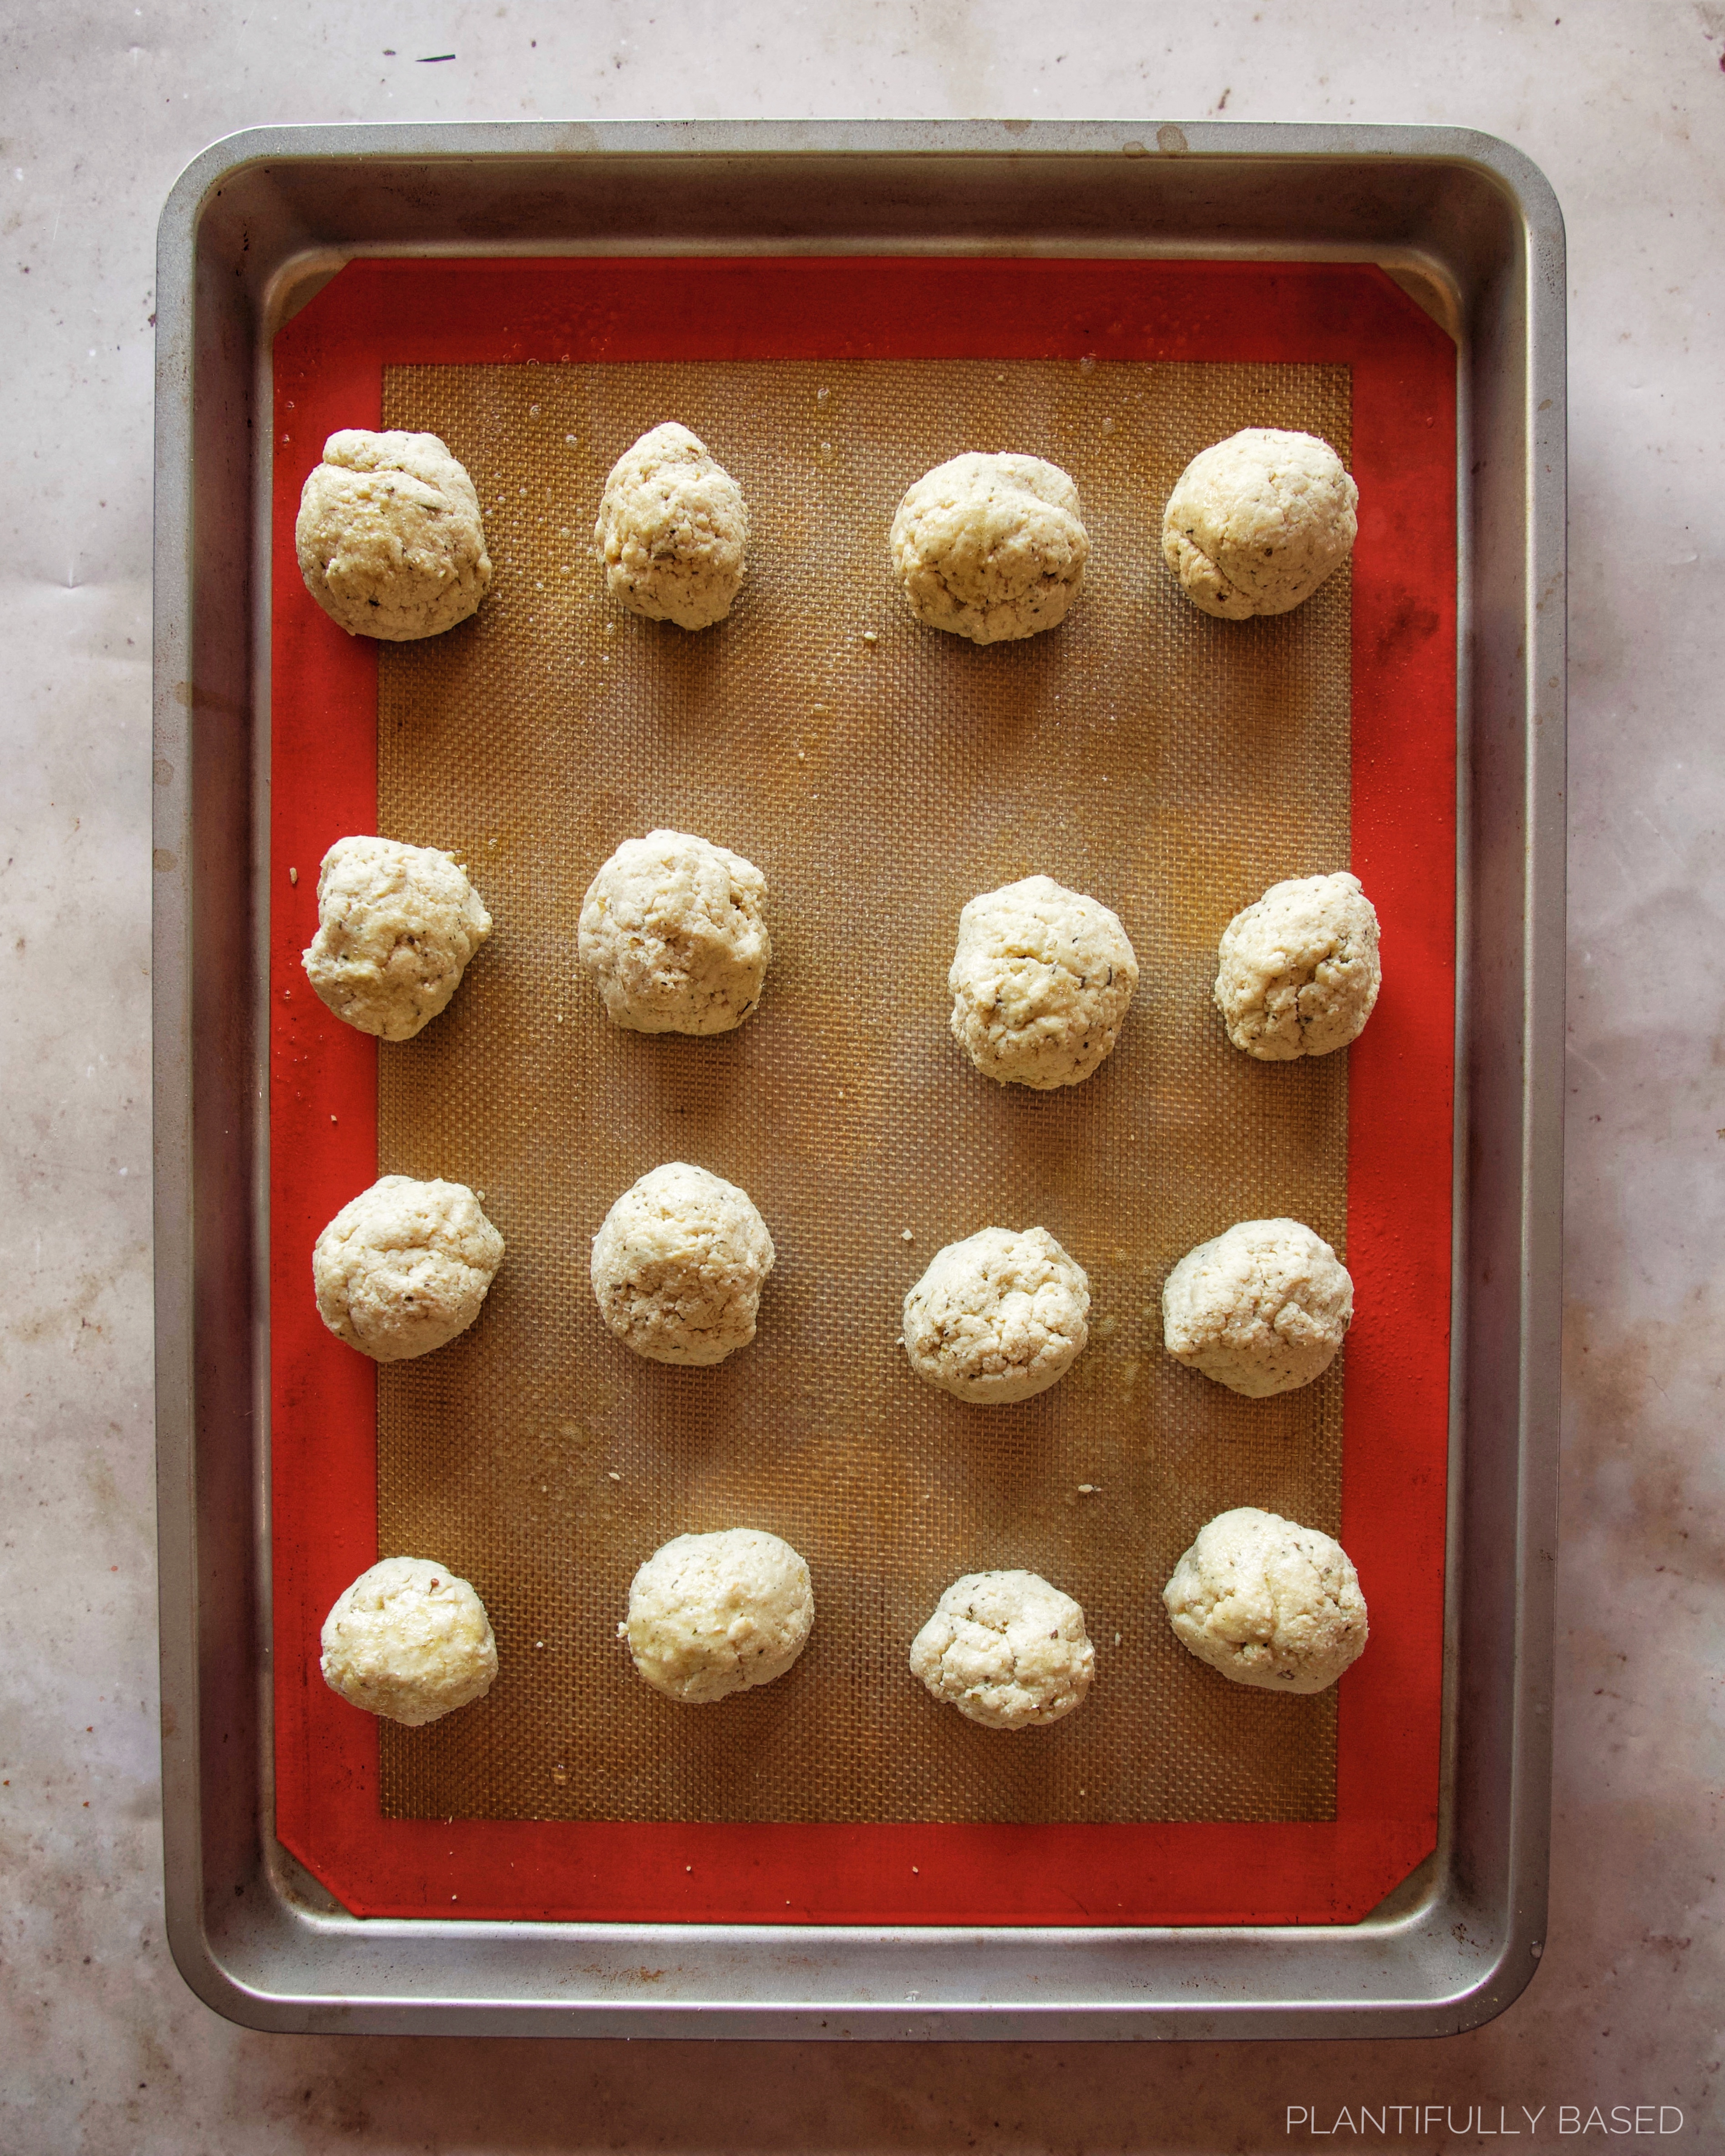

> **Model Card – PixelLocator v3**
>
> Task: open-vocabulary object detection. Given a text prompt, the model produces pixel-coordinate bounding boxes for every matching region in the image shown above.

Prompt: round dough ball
[889,451,1089,644]
[295,429,491,640]
[909,1570,1095,1730]
[621,1528,813,1703]
[949,875,1138,1090]
[301,835,492,1042]
[1215,870,1380,1061]
[593,421,749,630]
[321,1556,498,1725]
[591,1161,775,1366]
[1162,427,1357,620]
[1162,1507,1368,1694]
[902,1226,1089,1405]
[314,1175,504,1363]
[578,828,771,1036]
[1162,1218,1351,1399]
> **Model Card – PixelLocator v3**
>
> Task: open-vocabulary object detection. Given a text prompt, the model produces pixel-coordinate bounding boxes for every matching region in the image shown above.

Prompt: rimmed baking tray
[153,120,1564,2037]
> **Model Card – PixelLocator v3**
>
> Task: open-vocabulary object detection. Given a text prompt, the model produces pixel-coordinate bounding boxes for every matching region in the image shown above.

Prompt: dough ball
[889,451,1089,644]
[903,1226,1089,1405]
[949,875,1138,1090]
[1215,870,1380,1061]
[321,1556,497,1725]
[295,429,491,640]
[593,421,749,630]
[1162,1218,1351,1399]
[1162,1507,1368,1693]
[301,835,492,1042]
[1162,428,1357,620]
[578,828,771,1035]
[313,1175,504,1362]
[621,1528,813,1703]
[591,1161,775,1366]
[909,1570,1095,1730]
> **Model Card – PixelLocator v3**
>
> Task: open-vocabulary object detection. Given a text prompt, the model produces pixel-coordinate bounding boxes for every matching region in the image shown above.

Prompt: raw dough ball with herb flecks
[890,452,1089,644]
[621,1529,813,1703]
[591,1161,775,1366]
[909,1569,1095,1729]
[578,828,771,1035]
[949,875,1138,1089]
[594,422,749,630]
[321,1557,498,1725]
[313,1175,504,1362]
[1162,428,1356,620]
[1162,1508,1368,1693]
[902,1226,1089,1404]
[1215,870,1380,1061]
[295,430,491,640]
[1162,1217,1350,1399]
[301,835,492,1042]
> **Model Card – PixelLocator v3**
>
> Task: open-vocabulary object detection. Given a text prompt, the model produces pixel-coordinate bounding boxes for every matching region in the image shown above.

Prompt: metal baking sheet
[152,120,1565,2038]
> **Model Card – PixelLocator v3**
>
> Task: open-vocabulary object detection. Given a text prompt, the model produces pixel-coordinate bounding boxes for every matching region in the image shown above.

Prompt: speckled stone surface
[1,2,1720,2147]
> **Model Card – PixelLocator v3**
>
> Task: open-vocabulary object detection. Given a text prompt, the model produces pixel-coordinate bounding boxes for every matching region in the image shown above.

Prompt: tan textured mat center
[374,355,1351,1825]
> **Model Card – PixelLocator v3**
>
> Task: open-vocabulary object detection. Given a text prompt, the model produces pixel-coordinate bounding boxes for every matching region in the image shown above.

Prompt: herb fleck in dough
[321,1556,498,1725]
[301,835,491,1042]
[591,1162,775,1366]
[910,1570,1095,1729]
[1215,870,1380,1061]
[313,1175,504,1363]
[890,451,1089,643]
[621,1529,813,1703]
[949,875,1138,1089]
[295,429,491,640]
[1162,1217,1351,1399]
[903,1226,1089,1404]
[594,421,749,630]
[1162,427,1356,620]
[1162,1508,1368,1693]
[578,828,771,1035]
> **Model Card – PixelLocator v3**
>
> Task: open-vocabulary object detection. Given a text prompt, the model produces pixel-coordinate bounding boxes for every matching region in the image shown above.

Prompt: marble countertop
[2,1,1719,2147]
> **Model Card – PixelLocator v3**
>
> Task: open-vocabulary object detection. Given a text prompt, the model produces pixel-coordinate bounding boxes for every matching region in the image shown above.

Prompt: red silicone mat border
[269,257,1456,1925]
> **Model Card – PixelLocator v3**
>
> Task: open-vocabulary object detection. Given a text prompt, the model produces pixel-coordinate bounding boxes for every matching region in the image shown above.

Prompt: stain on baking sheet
[374,355,1352,1826]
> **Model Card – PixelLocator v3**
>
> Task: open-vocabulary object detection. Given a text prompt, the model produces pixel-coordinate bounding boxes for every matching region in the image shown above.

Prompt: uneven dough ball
[903,1226,1089,1405]
[909,1570,1095,1730]
[321,1556,498,1725]
[1162,428,1357,620]
[621,1529,813,1703]
[889,451,1089,644]
[949,875,1138,1090]
[313,1175,504,1362]
[1215,870,1380,1061]
[1162,1218,1351,1399]
[591,1162,775,1366]
[301,835,492,1042]
[1162,1507,1368,1694]
[578,828,771,1035]
[593,421,749,630]
[295,429,491,640]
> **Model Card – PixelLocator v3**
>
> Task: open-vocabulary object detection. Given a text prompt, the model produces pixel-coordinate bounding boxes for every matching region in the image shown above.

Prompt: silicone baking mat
[269,257,1456,1923]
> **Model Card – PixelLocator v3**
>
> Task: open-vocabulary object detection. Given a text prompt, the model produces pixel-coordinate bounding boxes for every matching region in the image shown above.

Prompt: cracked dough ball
[301,835,492,1042]
[903,1226,1089,1405]
[591,1161,775,1366]
[1162,428,1357,620]
[313,1175,504,1362]
[890,451,1089,644]
[949,875,1138,1090]
[594,421,749,630]
[621,1529,813,1703]
[1163,1508,1368,1694]
[910,1570,1095,1730]
[295,429,491,640]
[578,828,771,1035]
[1215,870,1380,1061]
[1162,1218,1351,1399]
[321,1556,498,1725]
